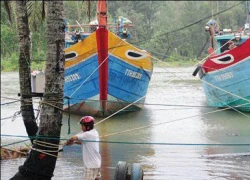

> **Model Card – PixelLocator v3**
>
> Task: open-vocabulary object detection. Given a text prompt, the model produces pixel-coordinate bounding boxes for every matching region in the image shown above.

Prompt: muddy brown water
[1,68,250,179]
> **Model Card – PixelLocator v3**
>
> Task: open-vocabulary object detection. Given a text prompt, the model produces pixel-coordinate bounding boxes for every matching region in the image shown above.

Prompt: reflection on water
[1,69,250,179]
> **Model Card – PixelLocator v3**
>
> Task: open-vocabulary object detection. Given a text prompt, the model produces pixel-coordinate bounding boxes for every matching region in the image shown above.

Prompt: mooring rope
[192,35,241,67]
[149,54,250,118]
[99,102,250,138]
[1,134,250,147]
[65,72,178,143]
[201,79,250,103]
[62,97,215,108]
[95,95,146,126]
[0,100,20,106]
[1,96,64,111]
[68,39,124,100]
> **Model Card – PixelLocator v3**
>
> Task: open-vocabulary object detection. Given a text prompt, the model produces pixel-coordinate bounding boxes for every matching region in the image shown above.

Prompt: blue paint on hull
[201,58,250,111]
[63,54,152,116]
[64,54,99,105]
[109,55,151,102]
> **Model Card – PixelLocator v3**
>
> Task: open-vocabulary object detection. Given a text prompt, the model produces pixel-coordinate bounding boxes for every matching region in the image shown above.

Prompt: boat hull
[64,31,153,117]
[201,58,250,111]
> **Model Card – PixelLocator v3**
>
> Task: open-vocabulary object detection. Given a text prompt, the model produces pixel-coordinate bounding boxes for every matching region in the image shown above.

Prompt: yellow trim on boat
[64,30,153,71]
[65,32,97,68]
[108,31,152,71]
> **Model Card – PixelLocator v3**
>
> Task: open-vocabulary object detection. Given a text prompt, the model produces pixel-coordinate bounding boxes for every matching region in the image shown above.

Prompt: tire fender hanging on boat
[114,161,129,180]
[192,65,202,76]
[130,163,144,180]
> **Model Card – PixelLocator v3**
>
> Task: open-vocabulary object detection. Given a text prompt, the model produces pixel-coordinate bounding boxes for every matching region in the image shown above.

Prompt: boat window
[220,40,230,53]
[65,52,77,61]
[128,51,142,58]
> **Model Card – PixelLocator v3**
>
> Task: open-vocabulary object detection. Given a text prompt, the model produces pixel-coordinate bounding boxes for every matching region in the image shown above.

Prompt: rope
[1,134,249,147]
[63,98,214,108]
[1,96,64,111]
[31,147,58,158]
[99,102,250,138]
[95,95,146,126]
[192,28,246,67]
[68,39,123,99]
[1,100,20,106]
[1,139,30,147]
[33,140,60,149]
[63,47,250,141]
[1,114,21,121]
[63,76,176,145]
[105,2,244,49]
[148,53,250,118]
[201,79,250,103]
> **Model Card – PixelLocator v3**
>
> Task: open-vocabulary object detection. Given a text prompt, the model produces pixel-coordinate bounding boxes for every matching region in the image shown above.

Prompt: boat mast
[248,1,250,24]
[96,0,108,114]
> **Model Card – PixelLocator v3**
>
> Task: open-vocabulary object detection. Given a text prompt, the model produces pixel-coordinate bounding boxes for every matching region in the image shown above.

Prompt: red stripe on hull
[96,27,108,111]
[203,39,250,73]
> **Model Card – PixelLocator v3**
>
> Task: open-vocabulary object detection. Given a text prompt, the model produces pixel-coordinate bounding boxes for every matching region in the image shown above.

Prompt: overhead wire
[1,134,250,147]
[2,1,249,156]
[105,1,245,49]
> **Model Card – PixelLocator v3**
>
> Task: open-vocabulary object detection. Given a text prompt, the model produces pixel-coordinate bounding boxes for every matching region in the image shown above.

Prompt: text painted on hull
[125,69,142,79]
[214,72,234,81]
[65,73,80,83]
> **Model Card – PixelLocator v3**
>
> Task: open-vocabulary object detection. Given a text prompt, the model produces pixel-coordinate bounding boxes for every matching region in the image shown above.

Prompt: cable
[1,134,249,147]
[1,100,20,106]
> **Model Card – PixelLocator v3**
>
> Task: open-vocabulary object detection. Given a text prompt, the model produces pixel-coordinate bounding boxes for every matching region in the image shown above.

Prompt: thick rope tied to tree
[31,140,61,158]
[33,140,59,148]
[30,147,58,158]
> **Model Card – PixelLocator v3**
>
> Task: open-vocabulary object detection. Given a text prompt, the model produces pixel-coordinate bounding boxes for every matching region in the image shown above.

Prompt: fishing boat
[63,0,153,117]
[193,5,250,111]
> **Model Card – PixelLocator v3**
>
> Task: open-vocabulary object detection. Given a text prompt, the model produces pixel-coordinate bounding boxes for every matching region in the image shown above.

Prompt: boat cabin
[207,21,250,54]
[64,16,133,48]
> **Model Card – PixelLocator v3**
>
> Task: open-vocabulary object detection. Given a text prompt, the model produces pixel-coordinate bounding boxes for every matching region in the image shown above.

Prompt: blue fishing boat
[193,3,250,111]
[63,0,153,117]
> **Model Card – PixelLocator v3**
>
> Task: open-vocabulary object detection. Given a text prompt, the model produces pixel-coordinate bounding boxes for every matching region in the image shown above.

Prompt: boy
[66,116,101,180]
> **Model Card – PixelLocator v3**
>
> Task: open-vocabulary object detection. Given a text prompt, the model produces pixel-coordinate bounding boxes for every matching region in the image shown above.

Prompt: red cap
[79,116,94,125]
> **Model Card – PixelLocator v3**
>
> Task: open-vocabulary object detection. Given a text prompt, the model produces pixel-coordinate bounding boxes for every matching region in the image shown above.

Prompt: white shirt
[76,129,101,168]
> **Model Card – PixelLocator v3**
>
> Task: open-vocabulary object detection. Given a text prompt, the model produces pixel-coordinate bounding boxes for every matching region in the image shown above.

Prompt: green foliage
[1,1,248,72]
[1,53,19,71]
[31,61,46,71]
[1,24,19,57]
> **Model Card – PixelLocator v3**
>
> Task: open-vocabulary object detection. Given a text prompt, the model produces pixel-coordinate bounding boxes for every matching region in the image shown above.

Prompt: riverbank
[1,70,250,179]
[1,59,201,72]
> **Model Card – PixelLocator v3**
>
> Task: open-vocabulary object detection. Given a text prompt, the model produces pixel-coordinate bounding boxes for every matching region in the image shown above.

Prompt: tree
[11,1,65,179]
[16,1,38,144]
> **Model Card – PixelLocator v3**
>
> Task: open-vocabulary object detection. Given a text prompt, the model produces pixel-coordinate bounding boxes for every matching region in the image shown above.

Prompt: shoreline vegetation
[1,56,201,72]
[2,1,244,73]
[1,1,245,72]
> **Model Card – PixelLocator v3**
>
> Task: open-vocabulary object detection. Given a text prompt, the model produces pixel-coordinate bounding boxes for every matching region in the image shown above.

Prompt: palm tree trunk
[16,1,38,144]
[11,1,65,179]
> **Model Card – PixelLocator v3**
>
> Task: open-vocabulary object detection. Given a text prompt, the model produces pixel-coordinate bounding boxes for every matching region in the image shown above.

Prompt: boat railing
[215,23,250,37]
[65,23,133,43]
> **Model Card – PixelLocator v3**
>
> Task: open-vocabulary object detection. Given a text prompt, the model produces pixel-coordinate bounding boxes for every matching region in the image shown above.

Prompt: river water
[1,68,250,180]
